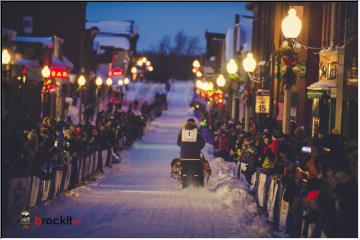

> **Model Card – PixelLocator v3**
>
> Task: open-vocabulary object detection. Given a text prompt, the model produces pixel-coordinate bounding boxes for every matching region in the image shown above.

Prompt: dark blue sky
[86,2,253,53]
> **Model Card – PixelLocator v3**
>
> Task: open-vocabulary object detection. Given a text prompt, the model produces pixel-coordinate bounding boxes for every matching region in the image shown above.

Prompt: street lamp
[77,74,86,124]
[192,60,200,68]
[124,77,130,85]
[148,66,154,72]
[106,77,113,86]
[142,57,147,63]
[242,53,257,73]
[2,49,11,65]
[227,59,238,75]
[196,71,203,78]
[95,76,103,86]
[41,66,51,78]
[280,8,302,134]
[216,74,226,87]
[281,8,302,39]
[95,76,103,112]
[131,67,137,74]
[118,79,124,86]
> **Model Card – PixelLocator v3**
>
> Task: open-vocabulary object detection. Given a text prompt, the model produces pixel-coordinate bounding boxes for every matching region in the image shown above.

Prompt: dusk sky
[86,2,253,53]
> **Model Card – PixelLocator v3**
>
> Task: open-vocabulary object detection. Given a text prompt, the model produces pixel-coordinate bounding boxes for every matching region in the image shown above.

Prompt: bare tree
[185,36,201,56]
[172,30,187,56]
[158,35,171,55]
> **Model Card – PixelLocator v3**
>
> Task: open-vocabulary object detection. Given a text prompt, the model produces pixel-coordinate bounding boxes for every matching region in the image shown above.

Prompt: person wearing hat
[177,118,205,188]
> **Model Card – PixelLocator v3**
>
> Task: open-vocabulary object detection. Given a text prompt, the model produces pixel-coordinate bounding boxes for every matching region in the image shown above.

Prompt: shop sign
[255,95,270,114]
[50,67,68,78]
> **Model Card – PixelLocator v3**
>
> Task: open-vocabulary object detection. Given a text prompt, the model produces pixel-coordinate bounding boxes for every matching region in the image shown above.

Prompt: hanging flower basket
[281,67,296,90]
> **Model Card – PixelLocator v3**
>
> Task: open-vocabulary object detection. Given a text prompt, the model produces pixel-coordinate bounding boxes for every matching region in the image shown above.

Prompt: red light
[50,67,68,79]
[307,190,320,200]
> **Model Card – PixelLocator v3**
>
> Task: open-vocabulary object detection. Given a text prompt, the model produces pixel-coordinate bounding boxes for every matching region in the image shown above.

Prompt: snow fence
[237,161,323,238]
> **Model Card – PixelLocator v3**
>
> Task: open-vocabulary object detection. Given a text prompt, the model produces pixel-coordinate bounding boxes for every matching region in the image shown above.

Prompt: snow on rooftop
[93,33,130,50]
[86,21,134,35]
[14,36,53,46]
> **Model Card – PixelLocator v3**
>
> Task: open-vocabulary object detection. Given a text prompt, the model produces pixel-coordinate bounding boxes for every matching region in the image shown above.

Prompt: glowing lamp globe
[131,67,137,74]
[195,79,202,89]
[142,57,147,63]
[242,53,257,73]
[124,77,130,85]
[77,75,86,86]
[95,76,103,86]
[281,8,302,39]
[227,59,238,74]
[41,66,51,78]
[2,49,11,65]
[207,82,214,91]
[192,60,200,68]
[196,71,203,78]
[106,77,113,86]
[148,66,154,72]
[118,79,124,86]
[216,74,226,87]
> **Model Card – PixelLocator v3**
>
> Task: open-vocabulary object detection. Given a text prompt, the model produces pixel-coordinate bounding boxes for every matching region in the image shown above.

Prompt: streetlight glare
[243,53,257,73]
[192,60,200,68]
[142,57,147,63]
[149,66,154,72]
[146,61,151,66]
[118,79,124,86]
[216,74,226,87]
[2,49,11,65]
[77,75,86,86]
[124,77,130,85]
[227,59,238,74]
[137,60,144,67]
[41,66,51,78]
[95,76,103,86]
[131,67,137,74]
[281,8,302,39]
[106,77,113,86]
[196,71,203,78]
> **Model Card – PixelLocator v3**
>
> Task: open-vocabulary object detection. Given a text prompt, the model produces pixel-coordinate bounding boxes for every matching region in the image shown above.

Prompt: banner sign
[250,172,257,190]
[63,164,72,191]
[257,173,267,207]
[77,158,84,183]
[53,170,63,198]
[279,191,290,231]
[94,152,99,172]
[89,155,94,176]
[41,169,52,201]
[267,178,279,222]
[29,176,40,207]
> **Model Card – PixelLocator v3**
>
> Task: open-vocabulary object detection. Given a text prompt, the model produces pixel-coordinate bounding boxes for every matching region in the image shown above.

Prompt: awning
[307,81,336,91]
[14,36,53,47]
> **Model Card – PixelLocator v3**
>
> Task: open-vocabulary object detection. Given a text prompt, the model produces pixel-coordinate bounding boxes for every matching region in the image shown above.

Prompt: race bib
[181,129,198,142]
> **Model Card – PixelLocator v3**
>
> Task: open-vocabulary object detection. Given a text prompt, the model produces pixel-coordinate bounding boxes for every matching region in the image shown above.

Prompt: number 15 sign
[255,95,270,114]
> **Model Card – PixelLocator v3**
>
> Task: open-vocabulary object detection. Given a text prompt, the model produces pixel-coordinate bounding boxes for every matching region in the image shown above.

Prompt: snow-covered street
[4,81,272,238]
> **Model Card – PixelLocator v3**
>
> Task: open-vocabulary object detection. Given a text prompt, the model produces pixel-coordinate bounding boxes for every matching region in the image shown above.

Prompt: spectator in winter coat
[270,130,283,157]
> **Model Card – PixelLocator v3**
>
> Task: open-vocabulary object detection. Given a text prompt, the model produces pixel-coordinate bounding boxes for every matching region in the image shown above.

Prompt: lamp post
[95,76,103,112]
[2,49,12,138]
[77,75,86,124]
[242,53,257,132]
[216,74,226,88]
[281,8,302,134]
[41,65,51,119]
[226,58,239,121]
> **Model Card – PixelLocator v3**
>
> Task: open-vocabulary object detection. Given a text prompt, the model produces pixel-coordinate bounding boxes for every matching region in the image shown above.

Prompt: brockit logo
[34,215,81,225]
[19,210,81,228]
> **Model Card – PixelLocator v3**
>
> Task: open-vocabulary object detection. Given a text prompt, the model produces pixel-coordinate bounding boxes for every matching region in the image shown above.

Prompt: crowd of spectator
[3,92,168,181]
[206,109,357,237]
